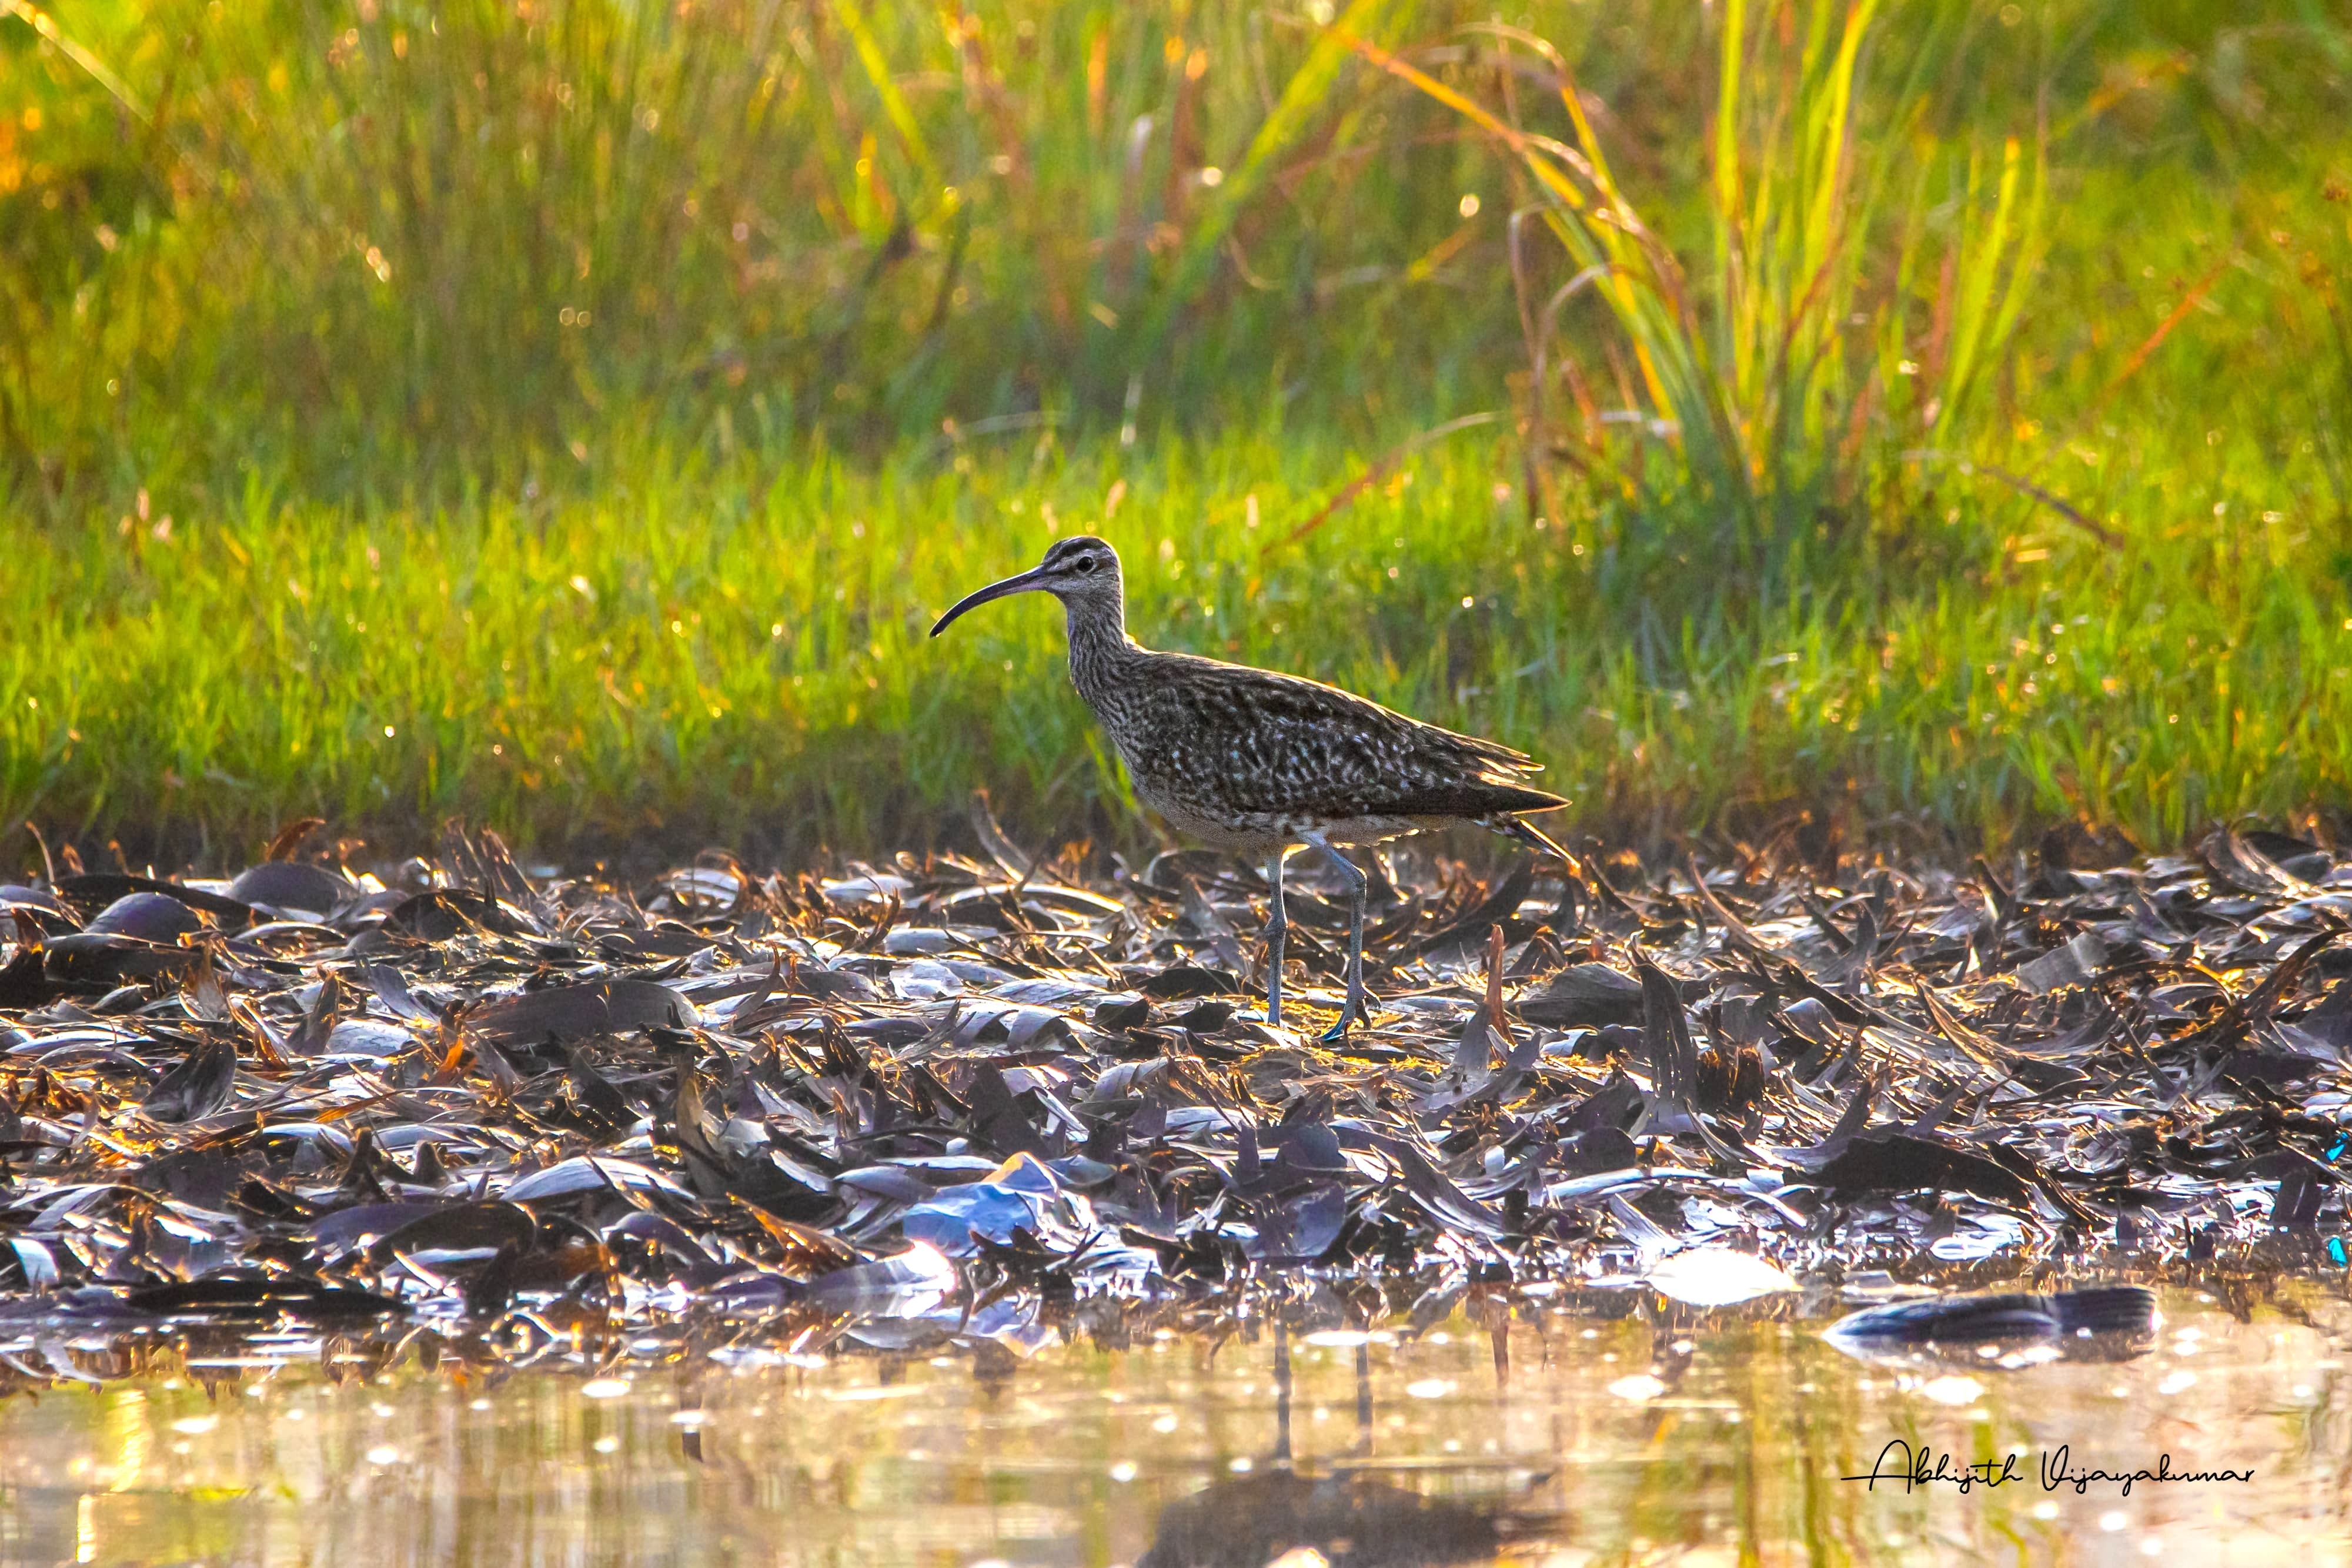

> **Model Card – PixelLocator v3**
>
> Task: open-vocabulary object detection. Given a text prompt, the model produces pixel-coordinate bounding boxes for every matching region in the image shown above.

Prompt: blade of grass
[1134,0,1402,373]
[1,0,146,122]
[828,1,940,187]
[1263,411,1502,553]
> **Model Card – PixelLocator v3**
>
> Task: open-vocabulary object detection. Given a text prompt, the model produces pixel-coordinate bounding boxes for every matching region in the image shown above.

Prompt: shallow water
[3,1283,2348,1567]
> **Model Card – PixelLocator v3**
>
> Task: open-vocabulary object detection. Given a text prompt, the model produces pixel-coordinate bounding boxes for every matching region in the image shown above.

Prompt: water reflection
[0,1278,2347,1565]
[1142,1470,1499,1567]
[1138,1322,1508,1567]
[1824,1283,2161,1373]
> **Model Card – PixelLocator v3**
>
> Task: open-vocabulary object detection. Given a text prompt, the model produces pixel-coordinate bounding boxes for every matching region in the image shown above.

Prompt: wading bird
[931,536,1566,1038]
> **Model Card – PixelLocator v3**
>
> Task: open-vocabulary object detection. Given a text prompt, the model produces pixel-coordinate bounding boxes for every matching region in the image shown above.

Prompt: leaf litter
[0,813,2347,1385]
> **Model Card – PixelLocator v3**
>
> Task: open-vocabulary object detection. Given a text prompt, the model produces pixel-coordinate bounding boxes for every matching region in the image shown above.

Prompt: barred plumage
[933,535,1567,1035]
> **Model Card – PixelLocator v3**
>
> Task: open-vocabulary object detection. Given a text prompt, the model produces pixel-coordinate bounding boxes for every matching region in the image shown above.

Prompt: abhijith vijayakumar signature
[1841,1439,2254,1497]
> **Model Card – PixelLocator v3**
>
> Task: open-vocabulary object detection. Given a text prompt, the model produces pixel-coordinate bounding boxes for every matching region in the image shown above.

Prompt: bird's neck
[1064,596,1141,706]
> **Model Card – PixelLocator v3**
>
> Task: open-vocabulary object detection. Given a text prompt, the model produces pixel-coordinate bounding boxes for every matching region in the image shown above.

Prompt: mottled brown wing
[1119,655,1559,821]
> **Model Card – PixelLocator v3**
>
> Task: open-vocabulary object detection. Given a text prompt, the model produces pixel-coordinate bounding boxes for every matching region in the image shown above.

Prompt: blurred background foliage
[1,0,2340,507]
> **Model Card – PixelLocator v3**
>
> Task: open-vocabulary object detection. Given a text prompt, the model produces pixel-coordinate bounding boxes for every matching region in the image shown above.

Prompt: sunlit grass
[2,426,2344,864]
[1340,0,2046,548]
[2,2,2348,860]
[5,0,2344,501]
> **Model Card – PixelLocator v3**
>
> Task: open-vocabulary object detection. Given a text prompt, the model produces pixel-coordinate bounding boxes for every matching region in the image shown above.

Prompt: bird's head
[930,535,1124,637]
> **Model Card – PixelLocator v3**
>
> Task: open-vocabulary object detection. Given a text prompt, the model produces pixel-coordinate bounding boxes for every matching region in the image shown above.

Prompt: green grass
[7,0,2345,493]
[4,423,2346,865]
[4,1,2351,861]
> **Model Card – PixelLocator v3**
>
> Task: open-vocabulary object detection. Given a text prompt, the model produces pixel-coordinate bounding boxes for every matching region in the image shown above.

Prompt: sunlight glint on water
[1,1289,2347,1566]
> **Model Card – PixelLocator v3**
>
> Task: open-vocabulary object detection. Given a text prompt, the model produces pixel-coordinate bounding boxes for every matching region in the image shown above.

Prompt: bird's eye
[1074,556,1098,574]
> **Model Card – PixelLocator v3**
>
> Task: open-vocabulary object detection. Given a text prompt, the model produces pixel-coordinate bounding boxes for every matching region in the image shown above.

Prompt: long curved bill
[930,566,1050,637]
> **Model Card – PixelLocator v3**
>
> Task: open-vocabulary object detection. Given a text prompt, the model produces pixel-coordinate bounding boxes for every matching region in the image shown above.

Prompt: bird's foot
[1317,993,1375,1042]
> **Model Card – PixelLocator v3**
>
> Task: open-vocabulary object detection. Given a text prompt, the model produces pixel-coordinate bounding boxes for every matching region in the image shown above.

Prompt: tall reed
[1339,1,2046,567]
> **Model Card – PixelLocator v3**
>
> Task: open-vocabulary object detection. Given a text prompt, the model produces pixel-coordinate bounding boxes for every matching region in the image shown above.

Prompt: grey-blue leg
[1263,847,1290,1027]
[1302,831,1369,1037]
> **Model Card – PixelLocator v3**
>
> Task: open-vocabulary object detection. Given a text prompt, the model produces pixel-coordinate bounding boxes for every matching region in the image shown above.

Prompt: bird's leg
[1262,847,1291,1027]
[1303,831,1370,1038]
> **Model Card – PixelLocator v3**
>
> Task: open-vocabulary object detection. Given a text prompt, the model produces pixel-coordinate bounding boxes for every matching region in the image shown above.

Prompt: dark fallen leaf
[0,944,58,1007]
[228,861,357,917]
[304,1202,449,1252]
[1137,965,1241,1000]
[1812,1131,2032,1206]
[1172,999,1236,1034]
[965,1064,1051,1158]
[372,1202,537,1263]
[56,875,251,924]
[464,1238,525,1318]
[2201,827,2313,897]
[1093,996,1152,1031]
[1383,1139,1512,1239]
[42,932,193,987]
[472,979,697,1045]
[141,1034,239,1123]
[1514,962,1643,1028]
[126,1278,401,1320]
[390,889,499,940]
[2016,931,2109,994]
[135,1148,242,1209]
